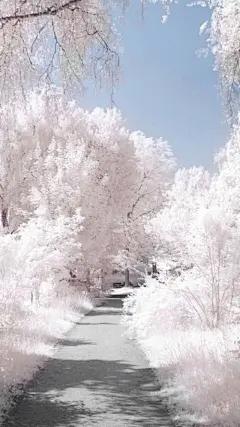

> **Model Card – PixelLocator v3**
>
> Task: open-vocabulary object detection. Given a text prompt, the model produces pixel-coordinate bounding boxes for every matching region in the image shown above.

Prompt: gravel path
[4,298,172,427]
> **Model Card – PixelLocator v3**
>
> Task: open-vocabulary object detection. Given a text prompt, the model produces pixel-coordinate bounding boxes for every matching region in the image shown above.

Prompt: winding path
[4,298,172,427]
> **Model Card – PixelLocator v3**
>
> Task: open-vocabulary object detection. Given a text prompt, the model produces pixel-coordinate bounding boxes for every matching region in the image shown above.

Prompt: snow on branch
[0,0,120,100]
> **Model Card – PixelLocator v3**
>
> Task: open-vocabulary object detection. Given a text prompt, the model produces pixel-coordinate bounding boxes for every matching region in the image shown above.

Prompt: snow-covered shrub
[123,277,240,427]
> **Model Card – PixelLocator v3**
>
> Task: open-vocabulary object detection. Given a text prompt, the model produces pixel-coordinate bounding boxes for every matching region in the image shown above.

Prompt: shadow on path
[5,360,170,427]
[3,298,172,427]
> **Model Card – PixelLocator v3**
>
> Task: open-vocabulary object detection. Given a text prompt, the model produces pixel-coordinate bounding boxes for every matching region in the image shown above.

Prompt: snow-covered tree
[0,87,80,231]
[1,86,174,290]
[151,166,211,265]
[37,101,175,288]
[149,127,240,329]
[117,131,175,284]
[155,0,240,120]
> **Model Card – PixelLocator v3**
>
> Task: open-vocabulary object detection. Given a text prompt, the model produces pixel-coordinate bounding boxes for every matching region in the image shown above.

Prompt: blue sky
[80,1,229,170]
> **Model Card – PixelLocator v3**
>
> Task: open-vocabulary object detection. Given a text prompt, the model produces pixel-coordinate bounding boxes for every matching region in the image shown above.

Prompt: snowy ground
[3,298,173,427]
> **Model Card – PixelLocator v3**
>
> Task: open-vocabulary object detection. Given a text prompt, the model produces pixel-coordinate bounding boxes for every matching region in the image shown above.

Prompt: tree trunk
[86,269,91,292]
[99,269,107,292]
[1,208,8,229]
[125,268,130,287]
[152,262,158,278]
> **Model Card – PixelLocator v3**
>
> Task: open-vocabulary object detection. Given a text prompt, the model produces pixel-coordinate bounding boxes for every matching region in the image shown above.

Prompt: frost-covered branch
[0,0,120,99]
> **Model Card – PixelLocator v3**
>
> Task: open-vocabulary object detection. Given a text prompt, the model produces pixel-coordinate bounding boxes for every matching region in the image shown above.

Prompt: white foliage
[2,86,174,285]
[125,122,240,426]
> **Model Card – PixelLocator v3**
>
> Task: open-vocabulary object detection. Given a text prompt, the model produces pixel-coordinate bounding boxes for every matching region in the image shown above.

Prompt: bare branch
[0,0,120,100]
[0,1,83,25]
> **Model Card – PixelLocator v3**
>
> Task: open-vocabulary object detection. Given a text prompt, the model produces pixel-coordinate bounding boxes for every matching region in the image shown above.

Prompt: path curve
[4,298,172,427]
